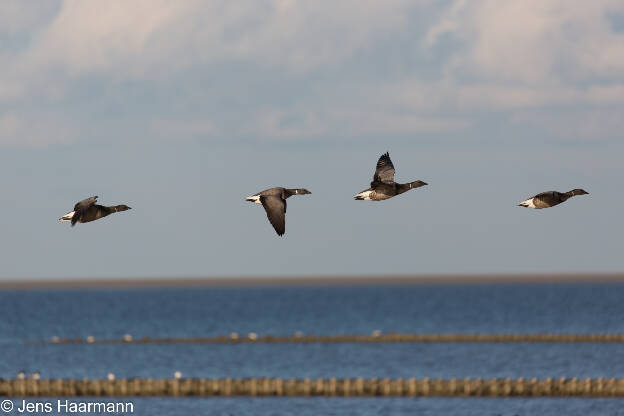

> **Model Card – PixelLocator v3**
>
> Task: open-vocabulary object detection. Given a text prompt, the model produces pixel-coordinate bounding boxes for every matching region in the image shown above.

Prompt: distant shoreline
[0,273,623,290]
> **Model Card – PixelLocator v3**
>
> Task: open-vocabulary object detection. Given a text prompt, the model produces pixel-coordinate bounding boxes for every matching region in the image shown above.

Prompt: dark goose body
[354,152,427,201]
[518,189,588,209]
[245,187,311,236]
[59,196,131,226]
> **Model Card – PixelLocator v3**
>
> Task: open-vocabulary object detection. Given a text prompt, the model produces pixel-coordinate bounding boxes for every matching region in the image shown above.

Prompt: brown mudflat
[1,273,623,290]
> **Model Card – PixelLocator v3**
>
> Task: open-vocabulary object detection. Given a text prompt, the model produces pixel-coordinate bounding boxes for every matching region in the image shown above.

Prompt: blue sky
[1,1,623,279]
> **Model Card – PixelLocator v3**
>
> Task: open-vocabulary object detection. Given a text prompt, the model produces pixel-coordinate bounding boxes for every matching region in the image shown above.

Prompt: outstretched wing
[72,196,97,226]
[373,152,395,184]
[74,196,98,211]
[260,195,286,236]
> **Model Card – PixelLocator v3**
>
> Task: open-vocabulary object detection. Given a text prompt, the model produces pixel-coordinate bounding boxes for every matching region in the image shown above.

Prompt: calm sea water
[1,283,624,415]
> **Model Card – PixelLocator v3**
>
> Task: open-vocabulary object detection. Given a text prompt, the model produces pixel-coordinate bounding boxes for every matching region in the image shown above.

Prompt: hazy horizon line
[1,273,623,290]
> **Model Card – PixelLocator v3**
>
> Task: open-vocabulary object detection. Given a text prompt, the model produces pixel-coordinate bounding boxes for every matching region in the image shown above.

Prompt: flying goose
[354,152,427,201]
[59,196,131,226]
[518,189,589,209]
[246,187,311,236]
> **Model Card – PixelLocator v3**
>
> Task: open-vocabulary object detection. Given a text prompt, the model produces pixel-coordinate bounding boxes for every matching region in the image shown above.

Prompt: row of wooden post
[39,333,624,345]
[2,378,624,397]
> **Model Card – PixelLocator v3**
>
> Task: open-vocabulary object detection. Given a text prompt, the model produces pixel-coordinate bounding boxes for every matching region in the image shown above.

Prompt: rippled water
[1,283,624,415]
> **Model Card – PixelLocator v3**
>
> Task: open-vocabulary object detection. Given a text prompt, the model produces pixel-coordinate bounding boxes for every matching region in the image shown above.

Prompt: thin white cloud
[250,109,327,140]
[427,0,624,83]
[248,105,469,141]
[0,0,59,36]
[1,0,624,148]
[423,0,466,47]
[361,78,624,112]
[585,84,624,105]
[0,80,24,101]
[330,110,470,136]
[148,118,216,140]
[22,0,416,77]
[0,112,78,148]
[511,109,624,140]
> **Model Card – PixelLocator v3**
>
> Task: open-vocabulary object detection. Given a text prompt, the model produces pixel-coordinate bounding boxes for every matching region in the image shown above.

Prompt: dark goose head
[568,189,589,196]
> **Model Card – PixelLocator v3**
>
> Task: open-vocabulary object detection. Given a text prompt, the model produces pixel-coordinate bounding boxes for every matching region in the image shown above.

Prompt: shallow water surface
[1,283,623,415]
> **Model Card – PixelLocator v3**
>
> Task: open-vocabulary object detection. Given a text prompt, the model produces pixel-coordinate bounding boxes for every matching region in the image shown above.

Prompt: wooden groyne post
[1,378,624,397]
[38,333,624,345]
